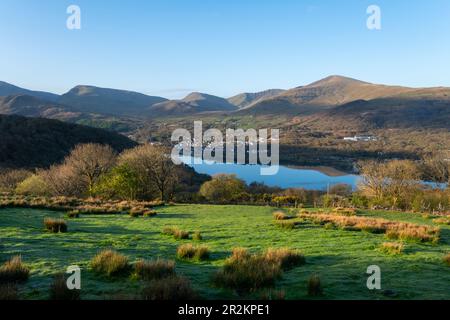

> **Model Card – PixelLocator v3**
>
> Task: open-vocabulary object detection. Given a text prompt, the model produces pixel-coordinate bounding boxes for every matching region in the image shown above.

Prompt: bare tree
[64,144,117,196]
[119,144,179,201]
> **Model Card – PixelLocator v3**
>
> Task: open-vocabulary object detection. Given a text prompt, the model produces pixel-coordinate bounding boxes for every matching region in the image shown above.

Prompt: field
[0,205,449,300]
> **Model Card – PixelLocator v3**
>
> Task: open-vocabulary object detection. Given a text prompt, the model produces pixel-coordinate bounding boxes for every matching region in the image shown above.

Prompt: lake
[180,156,360,190]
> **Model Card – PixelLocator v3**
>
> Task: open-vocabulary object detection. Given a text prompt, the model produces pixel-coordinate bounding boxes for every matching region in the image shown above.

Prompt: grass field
[0,205,449,300]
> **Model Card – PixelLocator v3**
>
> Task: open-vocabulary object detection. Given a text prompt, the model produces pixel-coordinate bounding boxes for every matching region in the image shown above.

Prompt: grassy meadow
[0,204,449,300]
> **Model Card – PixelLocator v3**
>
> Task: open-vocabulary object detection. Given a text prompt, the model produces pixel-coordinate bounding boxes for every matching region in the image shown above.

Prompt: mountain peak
[307,75,369,87]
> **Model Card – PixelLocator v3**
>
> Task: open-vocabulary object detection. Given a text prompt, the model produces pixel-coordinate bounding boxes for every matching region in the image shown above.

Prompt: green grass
[0,205,449,300]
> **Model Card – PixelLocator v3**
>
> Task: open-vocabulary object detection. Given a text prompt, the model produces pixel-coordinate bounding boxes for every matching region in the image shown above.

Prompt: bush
[199,174,246,203]
[133,259,175,280]
[177,244,209,261]
[0,284,18,300]
[0,256,30,284]
[15,174,50,196]
[142,276,197,300]
[91,250,130,277]
[49,273,80,300]
[44,218,68,233]
[307,274,323,296]
[380,242,404,255]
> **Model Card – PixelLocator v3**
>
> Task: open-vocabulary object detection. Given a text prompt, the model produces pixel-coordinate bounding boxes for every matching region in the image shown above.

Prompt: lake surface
[180,156,360,190]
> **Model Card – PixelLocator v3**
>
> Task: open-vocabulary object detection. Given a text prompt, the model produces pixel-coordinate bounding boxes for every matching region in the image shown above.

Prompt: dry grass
[91,250,130,277]
[44,218,68,233]
[273,211,290,220]
[307,274,323,296]
[176,244,209,261]
[433,217,450,225]
[49,273,80,300]
[332,207,357,216]
[133,259,175,280]
[0,256,30,284]
[298,213,440,243]
[380,242,404,255]
[263,248,305,270]
[192,231,203,241]
[274,220,297,230]
[0,284,18,300]
[142,276,197,300]
[67,210,80,219]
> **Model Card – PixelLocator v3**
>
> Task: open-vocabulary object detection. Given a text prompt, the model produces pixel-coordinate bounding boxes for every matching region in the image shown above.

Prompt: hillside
[301,87,450,131]
[59,85,167,116]
[239,76,415,116]
[0,81,59,102]
[228,89,285,109]
[0,115,137,168]
[149,92,237,116]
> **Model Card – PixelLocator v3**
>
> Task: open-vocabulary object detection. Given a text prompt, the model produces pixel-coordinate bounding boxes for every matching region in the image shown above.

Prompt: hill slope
[228,89,285,109]
[0,81,59,102]
[0,115,137,168]
[149,92,237,116]
[59,85,167,116]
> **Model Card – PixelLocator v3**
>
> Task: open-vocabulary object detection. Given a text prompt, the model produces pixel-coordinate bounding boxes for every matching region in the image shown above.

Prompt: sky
[0,0,449,99]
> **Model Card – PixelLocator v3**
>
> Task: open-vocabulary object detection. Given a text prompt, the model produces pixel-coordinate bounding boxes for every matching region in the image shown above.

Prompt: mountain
[301,87,450,131]
[149,92,237,116]
[0,81,59,102]
[239,75,415,115]
[59,85,168,116]
[0,95,81,121]
[227,89,286,109]
[0,114,137,168]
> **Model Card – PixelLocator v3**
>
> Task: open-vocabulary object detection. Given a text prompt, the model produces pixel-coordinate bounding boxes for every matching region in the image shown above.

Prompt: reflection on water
[180,156,360,190]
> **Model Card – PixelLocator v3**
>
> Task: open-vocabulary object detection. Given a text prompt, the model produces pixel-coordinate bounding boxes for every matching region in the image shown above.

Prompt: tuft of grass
[142,276,197,300]
[192,231,203,241]
[380,242,404,255]
[162,227,190,239]
[133,259,175,280]
[0,256,30,284]
[176,244,209,261]
[260,289,286,300]
[212,247,303,294]
[263,248,305,270]
[143,210,157,217]
[0,284,18,300]
[274,220,296,230]
[444,253,450,266]
[44,218,68,233]
[307,274,323,296]
[67,210,80,219]
[433,217,450,225]
[273,211,290,220]
[91,249,130,277]
[49,273,80,300]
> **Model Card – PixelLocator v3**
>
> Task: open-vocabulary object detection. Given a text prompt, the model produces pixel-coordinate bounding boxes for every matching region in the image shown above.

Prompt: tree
[15,174,50,196]
[119,144,179,201]
[0,169,32,192]
[92,164,141,200]
[64,144,117,196]
[199,174,246,203]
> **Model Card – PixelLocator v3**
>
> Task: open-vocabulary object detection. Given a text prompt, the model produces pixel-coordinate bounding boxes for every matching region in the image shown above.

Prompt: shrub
[49,273,80,300]
[0,284,18,300]
[91,250,130,277]
[263,248,305,270]
[273,211,289,220]
[176,244,209,261]
[133,259,175,280]
[192,231,203,241]
[15,174,50,196]
[142,276,197,300]
[444,253,450,266]
[0,256,30,284]
[307,274,323,296]
[380,242,404,255]
[44,218,68,233]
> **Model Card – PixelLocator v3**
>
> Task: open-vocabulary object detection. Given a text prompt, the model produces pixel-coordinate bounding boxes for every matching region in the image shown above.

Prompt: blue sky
[0,0,449,98]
